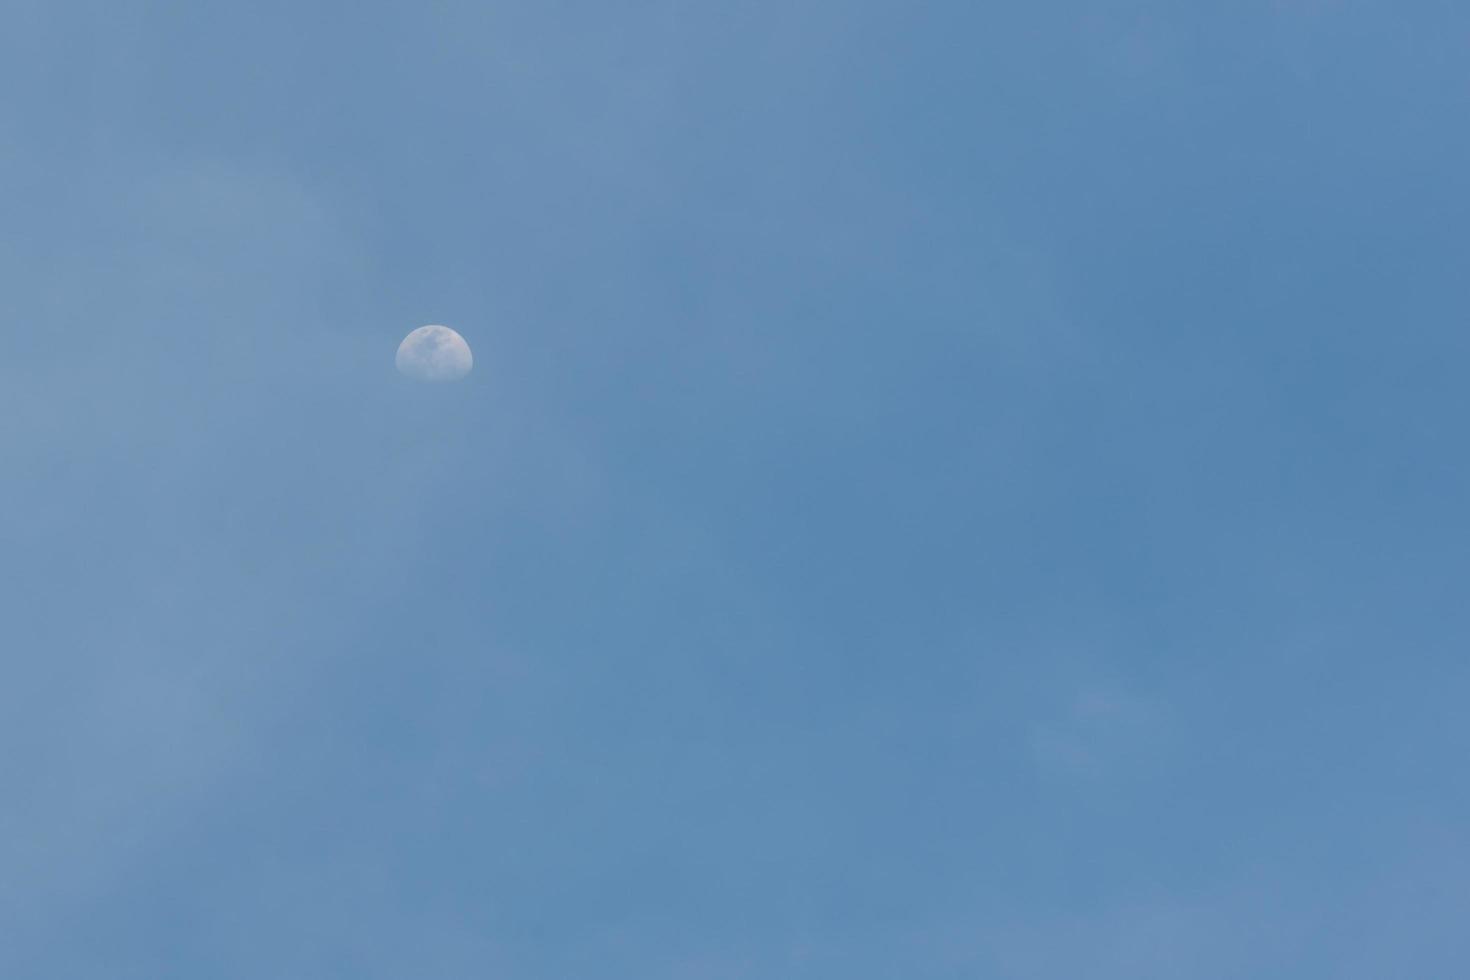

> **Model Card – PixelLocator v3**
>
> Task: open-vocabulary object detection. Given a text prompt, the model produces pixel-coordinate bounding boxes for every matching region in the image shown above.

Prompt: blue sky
[4,2,1470,976]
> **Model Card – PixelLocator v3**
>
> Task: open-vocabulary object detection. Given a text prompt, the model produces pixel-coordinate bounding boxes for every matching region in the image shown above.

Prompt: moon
[396,325,473,382]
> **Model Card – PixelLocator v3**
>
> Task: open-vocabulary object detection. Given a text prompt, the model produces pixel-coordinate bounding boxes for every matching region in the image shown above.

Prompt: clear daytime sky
[4,2,1469,977]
